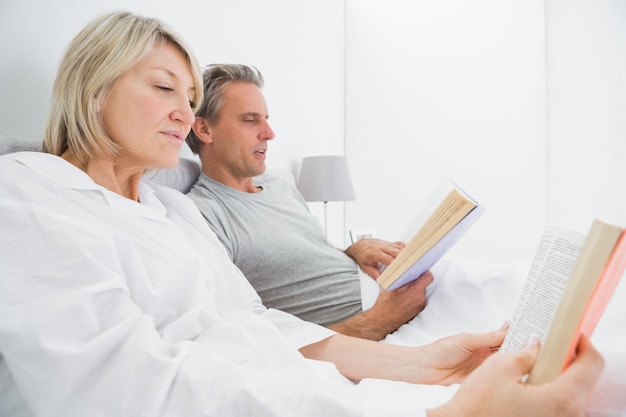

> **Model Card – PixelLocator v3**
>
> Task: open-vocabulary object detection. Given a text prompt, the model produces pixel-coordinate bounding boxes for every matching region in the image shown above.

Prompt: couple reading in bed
[185,63,626,414]
[0,11,619,417]
[185,63,526,343]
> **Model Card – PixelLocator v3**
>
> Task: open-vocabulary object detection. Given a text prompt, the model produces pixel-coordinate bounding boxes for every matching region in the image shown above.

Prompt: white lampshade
[297,155,356,202]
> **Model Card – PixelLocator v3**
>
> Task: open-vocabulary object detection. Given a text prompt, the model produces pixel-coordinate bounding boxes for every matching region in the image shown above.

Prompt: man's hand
[328,271,434,340]
[344,238,406,278]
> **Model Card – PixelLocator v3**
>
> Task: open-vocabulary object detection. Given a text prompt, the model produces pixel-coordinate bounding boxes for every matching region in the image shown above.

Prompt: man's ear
[191,117,214,144]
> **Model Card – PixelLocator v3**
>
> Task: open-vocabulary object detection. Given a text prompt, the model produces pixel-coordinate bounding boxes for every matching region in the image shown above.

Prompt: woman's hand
[428,334,604,417]
[299,324,507,385]
[400,323,509,385]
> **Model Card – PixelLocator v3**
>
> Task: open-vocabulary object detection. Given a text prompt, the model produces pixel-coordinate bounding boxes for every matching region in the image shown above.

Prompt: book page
[377,182,450,277]
[377,188,478,289]
[377,178,482,289]
[528,220,623,383]
[385,205,484,289]
[397,178,454,243]
[500,227,585,353]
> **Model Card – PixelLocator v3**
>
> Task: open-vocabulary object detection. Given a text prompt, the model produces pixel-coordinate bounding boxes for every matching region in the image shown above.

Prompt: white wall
[546,0,626,233]
[0,0,348,246]
[345,0,547,262]
[345,0,626,263]
[2,0,625,260]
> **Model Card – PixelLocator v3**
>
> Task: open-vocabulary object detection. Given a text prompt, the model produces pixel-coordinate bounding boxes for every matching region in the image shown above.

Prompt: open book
[377,179,484,290]
[500,219,626,384]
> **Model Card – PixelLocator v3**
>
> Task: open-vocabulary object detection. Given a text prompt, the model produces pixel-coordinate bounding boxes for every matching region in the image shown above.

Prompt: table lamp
[297,155,356,238]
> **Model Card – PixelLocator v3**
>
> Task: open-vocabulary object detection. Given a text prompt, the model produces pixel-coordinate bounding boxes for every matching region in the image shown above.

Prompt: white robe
[0,152,432,417]
[2,151,625,416]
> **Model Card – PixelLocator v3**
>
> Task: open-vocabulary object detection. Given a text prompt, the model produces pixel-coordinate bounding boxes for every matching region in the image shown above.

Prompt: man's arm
[327,271,434,340]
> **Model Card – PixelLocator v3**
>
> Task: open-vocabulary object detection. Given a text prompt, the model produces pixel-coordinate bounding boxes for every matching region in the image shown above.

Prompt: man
[186,64,434,341]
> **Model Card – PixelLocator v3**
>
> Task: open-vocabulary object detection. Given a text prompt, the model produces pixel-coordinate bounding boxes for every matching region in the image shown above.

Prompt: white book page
[397,178,455,243]
[500,227,586,353]
[378,179,452,275]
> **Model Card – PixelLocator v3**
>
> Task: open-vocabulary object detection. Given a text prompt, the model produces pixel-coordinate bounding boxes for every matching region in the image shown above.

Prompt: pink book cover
[562,230,626,369]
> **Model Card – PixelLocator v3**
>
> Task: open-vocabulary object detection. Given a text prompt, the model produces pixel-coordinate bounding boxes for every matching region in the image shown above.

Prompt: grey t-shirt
[188,173,362,326]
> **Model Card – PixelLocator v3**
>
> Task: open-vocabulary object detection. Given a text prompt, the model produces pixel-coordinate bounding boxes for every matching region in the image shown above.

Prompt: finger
[464,326,510,352]
[376,243,402,257]
[419,270,434,283]
[415,273,434,289]
[400,273,433,291]
[375,252,397,265]
[388,243,406,253]
[487,320,510,344]
[556,334,604,391]
[362,265,381,279]
[494,336,540,378]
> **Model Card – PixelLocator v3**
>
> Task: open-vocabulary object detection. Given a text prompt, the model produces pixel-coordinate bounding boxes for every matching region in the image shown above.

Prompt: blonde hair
[43,11,203,162]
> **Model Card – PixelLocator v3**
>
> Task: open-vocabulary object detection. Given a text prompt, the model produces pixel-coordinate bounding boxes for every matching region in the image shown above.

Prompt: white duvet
[359,257,626,416]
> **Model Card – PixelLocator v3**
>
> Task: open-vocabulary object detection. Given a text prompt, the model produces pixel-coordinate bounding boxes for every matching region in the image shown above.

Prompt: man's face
[206,82,275,180]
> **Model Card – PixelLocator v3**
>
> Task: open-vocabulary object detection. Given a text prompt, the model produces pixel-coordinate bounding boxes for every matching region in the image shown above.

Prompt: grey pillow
[144,157,201,194]
[0,135,201,193]
[0,135,43,154]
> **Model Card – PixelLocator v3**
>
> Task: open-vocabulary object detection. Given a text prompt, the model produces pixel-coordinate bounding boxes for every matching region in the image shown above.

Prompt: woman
[0,10,603,417]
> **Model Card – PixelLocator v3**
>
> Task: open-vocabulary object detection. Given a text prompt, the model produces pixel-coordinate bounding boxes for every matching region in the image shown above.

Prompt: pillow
[0,135,43,154]
[0,135,201,193]
[144,157,201,194]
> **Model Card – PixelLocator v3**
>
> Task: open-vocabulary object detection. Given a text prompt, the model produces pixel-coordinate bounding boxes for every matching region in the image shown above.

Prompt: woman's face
[101,41,196,170]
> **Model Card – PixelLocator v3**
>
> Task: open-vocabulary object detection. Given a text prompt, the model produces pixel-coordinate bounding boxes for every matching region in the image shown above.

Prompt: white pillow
[0,135,201,193]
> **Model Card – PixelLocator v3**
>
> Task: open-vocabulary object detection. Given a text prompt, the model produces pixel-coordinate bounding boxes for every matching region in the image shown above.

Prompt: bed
[2,134,625,415]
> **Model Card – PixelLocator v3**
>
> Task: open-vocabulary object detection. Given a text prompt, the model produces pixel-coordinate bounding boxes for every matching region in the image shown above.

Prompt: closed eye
[158,85,195,109]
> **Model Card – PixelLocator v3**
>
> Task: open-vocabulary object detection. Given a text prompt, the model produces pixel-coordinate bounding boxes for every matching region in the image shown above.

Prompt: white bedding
[2,135,625,415]
[359,257,626,416]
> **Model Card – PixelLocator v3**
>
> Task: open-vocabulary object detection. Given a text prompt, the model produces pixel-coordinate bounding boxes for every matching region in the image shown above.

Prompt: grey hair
[186,64,264,154]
